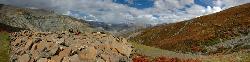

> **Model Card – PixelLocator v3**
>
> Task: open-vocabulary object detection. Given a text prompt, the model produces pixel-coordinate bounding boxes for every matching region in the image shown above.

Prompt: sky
[0,0,250,25]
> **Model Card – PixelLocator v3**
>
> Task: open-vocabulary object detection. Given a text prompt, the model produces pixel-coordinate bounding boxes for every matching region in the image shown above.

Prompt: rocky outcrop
[10,30,132,62]
[206,34,250,54]
[0,4,94,32]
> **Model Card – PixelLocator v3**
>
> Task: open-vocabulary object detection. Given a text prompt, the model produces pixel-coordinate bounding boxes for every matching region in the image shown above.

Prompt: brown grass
[152,56,201,62]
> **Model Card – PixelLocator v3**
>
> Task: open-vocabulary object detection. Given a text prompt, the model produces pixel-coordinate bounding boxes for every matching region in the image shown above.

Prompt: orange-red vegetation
[152,56,201,62]
[132,55,150,62]
[130,3,250,52]
[132,55,201,62]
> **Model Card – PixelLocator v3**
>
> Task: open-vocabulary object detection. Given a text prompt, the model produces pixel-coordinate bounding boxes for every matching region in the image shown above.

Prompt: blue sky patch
[113,0,154,9]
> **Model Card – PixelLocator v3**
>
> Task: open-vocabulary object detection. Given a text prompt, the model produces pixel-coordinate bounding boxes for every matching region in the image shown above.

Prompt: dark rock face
[0,23,24,32]
[0,4,94,32]
[206,34,250,54]
[10,30,132,62]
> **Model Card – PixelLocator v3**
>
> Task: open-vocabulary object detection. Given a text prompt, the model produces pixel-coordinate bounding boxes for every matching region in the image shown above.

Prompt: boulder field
[10,30,132,62]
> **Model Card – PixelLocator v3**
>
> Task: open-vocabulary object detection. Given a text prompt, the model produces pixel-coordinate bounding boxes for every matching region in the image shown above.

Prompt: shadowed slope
[0,23,24,32]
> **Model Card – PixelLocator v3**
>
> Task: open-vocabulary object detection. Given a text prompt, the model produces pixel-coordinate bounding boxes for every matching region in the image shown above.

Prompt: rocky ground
[10,30,132,62]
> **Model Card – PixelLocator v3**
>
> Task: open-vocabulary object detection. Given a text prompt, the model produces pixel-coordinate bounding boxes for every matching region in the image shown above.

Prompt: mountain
[130,3,250,53]
[0,4,94,32]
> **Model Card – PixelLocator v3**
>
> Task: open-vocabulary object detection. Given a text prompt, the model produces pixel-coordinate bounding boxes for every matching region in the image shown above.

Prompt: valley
[0,2,250,62]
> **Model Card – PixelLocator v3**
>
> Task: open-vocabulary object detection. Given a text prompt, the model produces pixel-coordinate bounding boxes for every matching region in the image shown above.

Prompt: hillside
[130,3,250,53]
[0,4,94,32]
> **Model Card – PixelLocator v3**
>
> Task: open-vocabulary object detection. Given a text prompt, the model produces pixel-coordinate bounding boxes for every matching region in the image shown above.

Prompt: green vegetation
[0,32,10,62]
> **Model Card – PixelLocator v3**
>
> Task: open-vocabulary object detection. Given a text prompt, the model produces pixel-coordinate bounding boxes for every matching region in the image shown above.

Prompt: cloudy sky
[0,0,250,25]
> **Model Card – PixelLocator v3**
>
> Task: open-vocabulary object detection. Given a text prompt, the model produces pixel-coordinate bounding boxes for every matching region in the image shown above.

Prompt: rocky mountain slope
[0,4,134,62]
[130,3,250,53]
[0,4,94,32]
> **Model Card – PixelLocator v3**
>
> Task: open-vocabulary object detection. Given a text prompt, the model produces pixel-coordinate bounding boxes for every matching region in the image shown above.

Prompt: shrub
[132,55,150,62]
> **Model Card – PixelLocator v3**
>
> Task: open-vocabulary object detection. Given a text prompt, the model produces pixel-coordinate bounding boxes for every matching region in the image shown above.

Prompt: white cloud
[0,0,249,25]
